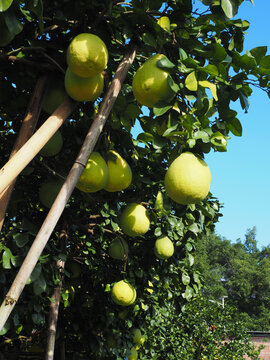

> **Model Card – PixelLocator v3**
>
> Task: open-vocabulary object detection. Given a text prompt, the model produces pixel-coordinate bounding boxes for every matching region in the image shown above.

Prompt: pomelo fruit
[119,203,150,237]
[132,53,175,108]
[108,237,129,260]
[39,130,63,157]
[42,80,67,114]
[154,236,174,259]
[64,67,104,102]
[132,328,145,346]
[66,33,108,78]
[164,152,211,205]
[76,152,108,193]
[104,150,132,192]
[39,179,63,208]
[111,280,136,306]
[128,347,138,360]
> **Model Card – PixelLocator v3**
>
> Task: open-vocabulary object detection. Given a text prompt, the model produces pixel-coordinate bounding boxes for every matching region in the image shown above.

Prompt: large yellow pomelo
[164,152,211,205]
[111,280,136,306]
[108,237,129,260]
[154,236,174,259]
[39,130,63,157]
[76,152,108,193]
[120,203,150,237]
[42,80,67,114]
[66,33,108,78]
[128,347,138,360]
[39,180,63,208]
[132,54,175,108]
[64,67,104,102]
[104,150,132,192]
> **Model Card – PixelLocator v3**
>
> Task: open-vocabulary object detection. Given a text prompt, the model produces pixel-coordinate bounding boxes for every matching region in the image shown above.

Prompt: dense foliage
[0,0,269,358]
[195,227,270,331]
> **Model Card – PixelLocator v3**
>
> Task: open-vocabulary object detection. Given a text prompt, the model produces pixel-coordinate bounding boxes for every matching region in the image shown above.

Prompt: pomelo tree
[0,0,269,358]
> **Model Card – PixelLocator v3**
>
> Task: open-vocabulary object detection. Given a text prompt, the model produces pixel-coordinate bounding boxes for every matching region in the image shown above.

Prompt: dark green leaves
[0,10,23,46]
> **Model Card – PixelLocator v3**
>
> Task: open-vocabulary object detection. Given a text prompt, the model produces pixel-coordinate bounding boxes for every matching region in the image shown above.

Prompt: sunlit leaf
[185,71,198,91]
[199,80,218,101]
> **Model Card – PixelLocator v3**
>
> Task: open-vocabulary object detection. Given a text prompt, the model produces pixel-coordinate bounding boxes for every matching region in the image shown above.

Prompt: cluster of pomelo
[76,150,132,193]
[64,33,108,102]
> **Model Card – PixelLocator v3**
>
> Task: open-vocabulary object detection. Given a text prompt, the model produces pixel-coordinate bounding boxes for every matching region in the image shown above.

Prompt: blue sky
[204,0,270,248]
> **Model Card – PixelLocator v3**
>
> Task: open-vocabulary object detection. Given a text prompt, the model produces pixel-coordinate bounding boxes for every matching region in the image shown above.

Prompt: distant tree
[195,228,270,330]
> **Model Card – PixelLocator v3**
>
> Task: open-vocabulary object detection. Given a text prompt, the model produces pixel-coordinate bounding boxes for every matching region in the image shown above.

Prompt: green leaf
[185,71,198,91]
[13,233,30,248]
[227,117,242,136]
[260,55,270,70]
[153,101,172,116]
[33,274,47,295]
[4,9,23,36]
[0,0,13,12]
[156,56,175,70]
[179,48,188,61]
[221,0,238,18]
[250,46,267,64]
[182,272,190,285]
[200,64,219,76]
[142,32,157,48]
[199,80,218,101]
[2,248,13,269]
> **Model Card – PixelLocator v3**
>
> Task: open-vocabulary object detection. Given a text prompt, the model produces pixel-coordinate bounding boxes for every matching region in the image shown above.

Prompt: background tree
[0,0,269,358]
[195,227,270,331]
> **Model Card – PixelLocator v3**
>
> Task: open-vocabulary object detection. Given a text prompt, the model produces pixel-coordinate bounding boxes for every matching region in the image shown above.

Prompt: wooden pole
[0,96,77,196]
[45,226,67,360]
[0,75,48,233]
[0,45,137,331]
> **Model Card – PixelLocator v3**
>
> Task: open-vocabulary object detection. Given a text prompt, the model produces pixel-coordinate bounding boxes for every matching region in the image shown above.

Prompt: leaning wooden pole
[0,96,77,196]
[0,75,48,233]
[0,45,137,331]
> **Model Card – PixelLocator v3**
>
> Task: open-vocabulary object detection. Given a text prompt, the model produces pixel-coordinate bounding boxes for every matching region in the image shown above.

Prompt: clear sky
[205,0,270,248]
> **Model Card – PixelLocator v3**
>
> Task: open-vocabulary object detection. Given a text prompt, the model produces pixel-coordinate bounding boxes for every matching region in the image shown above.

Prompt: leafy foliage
[0,0,269,358]
[195,227,270,331]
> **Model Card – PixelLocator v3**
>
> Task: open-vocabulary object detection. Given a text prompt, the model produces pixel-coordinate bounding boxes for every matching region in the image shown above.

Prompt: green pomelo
[65,67,104,102]
[164,152,211,205]
[132,54,175,108]
[42,81,67,114]
[39,180,63,208]
[108,237,129,260]
[128,347,138,360]
[111,280,136,306]
[76,152,108,193]
[132,328,145,346]
[66,33,108,78]
[119,203,150,237]
[39,130,63,157]
[104,150,132,192]
[154,236,174,259]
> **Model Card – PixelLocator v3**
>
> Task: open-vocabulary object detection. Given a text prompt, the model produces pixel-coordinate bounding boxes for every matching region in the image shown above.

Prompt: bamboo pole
[45,226,67,360]
[0,75,48,233]
[0,96,77,196]
[0,45,137,331]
